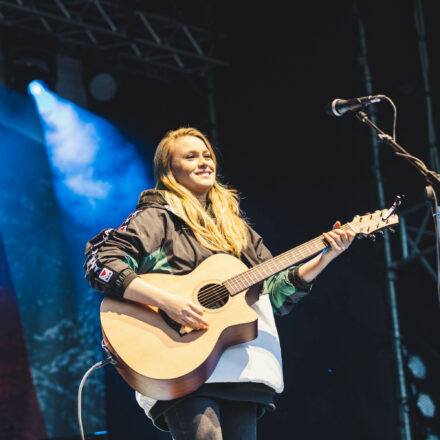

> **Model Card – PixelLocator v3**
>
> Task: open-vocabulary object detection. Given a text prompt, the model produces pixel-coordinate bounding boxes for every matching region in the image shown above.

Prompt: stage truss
[0,0,227,82]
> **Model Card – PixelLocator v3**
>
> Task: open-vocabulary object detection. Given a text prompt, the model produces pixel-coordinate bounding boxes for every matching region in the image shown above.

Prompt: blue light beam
[29,81,151,227]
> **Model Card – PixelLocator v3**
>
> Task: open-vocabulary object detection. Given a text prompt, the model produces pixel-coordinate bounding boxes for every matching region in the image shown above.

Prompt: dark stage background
[1,1,440,439]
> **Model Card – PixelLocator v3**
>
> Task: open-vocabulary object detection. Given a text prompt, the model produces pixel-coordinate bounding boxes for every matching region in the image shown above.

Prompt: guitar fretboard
[223,224,352,295]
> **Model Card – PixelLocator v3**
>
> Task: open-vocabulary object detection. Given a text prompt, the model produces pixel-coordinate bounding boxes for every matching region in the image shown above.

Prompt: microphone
[325,95,384,117]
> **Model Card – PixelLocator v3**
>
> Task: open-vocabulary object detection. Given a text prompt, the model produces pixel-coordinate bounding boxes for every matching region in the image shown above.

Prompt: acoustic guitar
[100,209,398,400]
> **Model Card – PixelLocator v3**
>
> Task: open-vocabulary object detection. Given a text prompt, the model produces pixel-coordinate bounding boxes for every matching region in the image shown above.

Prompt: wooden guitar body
[100,253,259,400]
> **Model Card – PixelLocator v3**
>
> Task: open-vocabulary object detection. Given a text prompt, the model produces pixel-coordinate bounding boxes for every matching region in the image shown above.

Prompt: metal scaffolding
[0,0,227,81]
[0,0,226,141]
[392,0,440,286]
[394,0,440,283]
[354,0,439,439]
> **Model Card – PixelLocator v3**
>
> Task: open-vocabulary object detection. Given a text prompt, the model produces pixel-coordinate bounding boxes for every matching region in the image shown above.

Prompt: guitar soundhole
[198,283,229,309]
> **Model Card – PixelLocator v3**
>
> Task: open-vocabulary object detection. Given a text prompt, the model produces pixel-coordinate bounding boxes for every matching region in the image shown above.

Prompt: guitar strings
[199,243,325,308]
[197,244,322,308]
[197,224,353,308]
[198,231,334,303]
[200,220,393,308]
[199,249,302,308]
[197,233,332,306]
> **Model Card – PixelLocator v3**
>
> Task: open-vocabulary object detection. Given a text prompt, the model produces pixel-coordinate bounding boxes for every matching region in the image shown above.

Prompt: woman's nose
[198,156,209,166]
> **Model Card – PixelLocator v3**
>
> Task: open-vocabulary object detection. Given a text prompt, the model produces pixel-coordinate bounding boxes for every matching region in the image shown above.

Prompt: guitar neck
[224,224,353,295]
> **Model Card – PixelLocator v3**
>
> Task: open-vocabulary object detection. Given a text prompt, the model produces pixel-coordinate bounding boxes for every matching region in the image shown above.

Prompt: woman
[84,127,355,439]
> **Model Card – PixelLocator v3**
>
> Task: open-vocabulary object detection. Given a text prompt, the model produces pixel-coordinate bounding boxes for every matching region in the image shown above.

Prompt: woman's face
[170,135,216,199]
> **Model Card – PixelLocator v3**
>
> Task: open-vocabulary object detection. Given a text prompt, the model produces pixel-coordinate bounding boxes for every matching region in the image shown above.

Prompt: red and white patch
[99,268,113,282]
[119,225,127,231]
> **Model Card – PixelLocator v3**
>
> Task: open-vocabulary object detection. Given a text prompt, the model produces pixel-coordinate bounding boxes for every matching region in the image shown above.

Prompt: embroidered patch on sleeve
[99,268,113,282]
[118,210,141,232]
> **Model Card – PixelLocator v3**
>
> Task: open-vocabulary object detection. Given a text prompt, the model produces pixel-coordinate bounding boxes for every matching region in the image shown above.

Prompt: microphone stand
[355,110,440,307]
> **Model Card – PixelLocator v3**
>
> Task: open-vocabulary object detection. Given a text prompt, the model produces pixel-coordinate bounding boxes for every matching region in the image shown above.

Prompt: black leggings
[164,396,257,440]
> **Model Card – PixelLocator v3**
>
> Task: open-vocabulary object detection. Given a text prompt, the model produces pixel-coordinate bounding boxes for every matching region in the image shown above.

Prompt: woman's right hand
[123,277,209,330]
[161,294,209,330]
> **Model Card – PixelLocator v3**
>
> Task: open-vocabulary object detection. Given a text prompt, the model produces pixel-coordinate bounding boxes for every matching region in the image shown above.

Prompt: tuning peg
[369,234,376,241]
[377,230,385,236]
[383,195,405,220]
[388,227,396,233]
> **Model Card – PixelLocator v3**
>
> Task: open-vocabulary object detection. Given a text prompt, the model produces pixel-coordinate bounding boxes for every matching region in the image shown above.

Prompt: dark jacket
[84,190,311,315]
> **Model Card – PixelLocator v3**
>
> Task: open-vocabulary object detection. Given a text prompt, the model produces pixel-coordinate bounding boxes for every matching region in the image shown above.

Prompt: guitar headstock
[347,209,399,237]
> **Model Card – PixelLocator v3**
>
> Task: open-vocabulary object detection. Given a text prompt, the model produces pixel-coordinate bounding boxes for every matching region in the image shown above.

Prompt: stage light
[417,393,436,418]
[27,80,45,96]
[408,355,427,379]
[28,80,55,113]
[89,72,118,102]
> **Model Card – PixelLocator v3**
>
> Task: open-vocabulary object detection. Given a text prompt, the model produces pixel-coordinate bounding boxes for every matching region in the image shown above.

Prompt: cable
[425,186,440,307]
[394,151,430,173]
[78,354,115,440]
[382,95,397,141]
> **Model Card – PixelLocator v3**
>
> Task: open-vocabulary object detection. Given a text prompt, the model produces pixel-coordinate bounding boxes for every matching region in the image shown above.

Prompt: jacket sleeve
[84,208,166,298]
[248,226,313,316]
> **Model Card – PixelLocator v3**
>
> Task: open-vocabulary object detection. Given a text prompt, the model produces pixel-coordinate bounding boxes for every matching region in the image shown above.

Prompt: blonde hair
[154,127,248,256]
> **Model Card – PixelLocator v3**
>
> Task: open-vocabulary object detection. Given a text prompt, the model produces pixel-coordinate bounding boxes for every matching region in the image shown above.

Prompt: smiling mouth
[195,171,212,176]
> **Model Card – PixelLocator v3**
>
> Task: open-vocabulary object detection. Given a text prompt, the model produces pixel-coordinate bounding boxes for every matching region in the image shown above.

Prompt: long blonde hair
[154,127,248,256]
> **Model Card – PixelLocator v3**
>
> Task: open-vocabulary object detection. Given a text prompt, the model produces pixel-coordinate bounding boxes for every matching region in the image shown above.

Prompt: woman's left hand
[321,221,356,262]
[297,221,357,282]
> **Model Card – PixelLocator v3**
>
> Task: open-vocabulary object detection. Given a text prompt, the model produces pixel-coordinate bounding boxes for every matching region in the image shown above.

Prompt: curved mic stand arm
[355,110,440,307]
[356,111,440,190]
